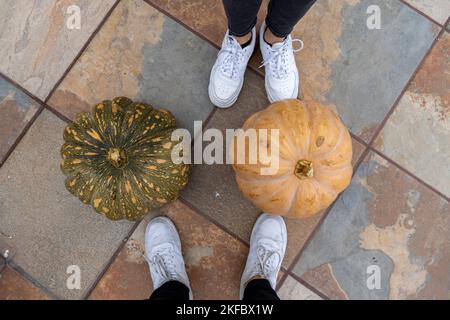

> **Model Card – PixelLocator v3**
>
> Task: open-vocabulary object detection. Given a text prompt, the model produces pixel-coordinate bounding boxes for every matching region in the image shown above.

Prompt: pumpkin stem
[295,159,313,179]
[107,148,128,168]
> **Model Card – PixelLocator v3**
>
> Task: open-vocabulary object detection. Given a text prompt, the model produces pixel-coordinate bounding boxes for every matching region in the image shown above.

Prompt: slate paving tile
[374,32,450,198]
[287,0,440,142]
[0,110,133,299]
[0,267,49,300]
[403,0,450,25]
[0,78,40,163]
[182,71,366,268]
[90,200,248,300]
[147,0,440,142]
[0,0,116,100]
[147,0,268,47]
[292,151,450,299]
[277,276,322,300]
[47,0,217,135]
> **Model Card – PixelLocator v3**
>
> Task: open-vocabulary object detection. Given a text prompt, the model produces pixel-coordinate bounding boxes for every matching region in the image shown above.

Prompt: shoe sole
[265,71,299,104]
[208,65,246,109]
[146,216,194,300]
[239,213,287,299]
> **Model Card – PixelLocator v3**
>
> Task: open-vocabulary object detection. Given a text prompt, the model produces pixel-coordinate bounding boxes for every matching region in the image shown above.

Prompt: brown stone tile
[277,275,322,300]
[147,0,268,48]
[0,78,40,163]
[301,264,347,299]
[0,267,49,300]
[90,200,248,300]
[293,151,450,299]
[375,32,450,197]
[47,0,217,134]
[0,0,116,100]
[182,71,365,269]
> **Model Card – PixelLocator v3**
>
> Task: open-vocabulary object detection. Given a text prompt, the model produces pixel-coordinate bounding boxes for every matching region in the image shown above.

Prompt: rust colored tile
[0,267,49,300]
[293,151,450,299]
[301,263,347,300]
[90,200,248,300]
[375,32,450,197]
[147,0,268,47]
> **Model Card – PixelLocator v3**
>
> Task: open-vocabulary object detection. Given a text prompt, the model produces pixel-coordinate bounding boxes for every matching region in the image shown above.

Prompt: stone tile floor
[0,0,448,300]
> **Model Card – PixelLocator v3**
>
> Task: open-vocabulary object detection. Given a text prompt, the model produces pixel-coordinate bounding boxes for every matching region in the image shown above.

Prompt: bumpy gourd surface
[232,99,352,219]
[61,97,189,220]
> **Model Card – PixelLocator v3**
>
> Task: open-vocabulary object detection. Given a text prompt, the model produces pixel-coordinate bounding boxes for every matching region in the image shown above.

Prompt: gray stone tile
[374,32,450,197]
[47,0,217,134]
[0,0,116,100]
[0,77,40,163]
[0,110,133,299]
[283,0,440,142]
[403,0,450,25]
[292,151,450,299]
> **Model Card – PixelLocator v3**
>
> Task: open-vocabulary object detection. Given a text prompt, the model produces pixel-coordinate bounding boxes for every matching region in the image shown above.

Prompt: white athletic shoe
[240,213,287,299]
[145,216,193,299]
[209,27,256,108]
[259,22,303,102]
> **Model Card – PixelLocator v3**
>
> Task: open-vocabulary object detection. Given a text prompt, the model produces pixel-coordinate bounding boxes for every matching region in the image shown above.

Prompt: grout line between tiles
[0,72,46,106]
[283,145,371,275]
[6,262,61,300]
[284,24,446,285]
[179,197,251,248]
[287,271,330,300]
[399,0,445,27]
[83,219,142,300]
[0,105,45,168]
[366,25,445,149]
[370,147,449,201]
[43,0,122,104]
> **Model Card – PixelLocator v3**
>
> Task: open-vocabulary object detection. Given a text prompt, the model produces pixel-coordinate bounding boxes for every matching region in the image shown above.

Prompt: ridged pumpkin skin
[60,97,189,221]
[232,99,352,219]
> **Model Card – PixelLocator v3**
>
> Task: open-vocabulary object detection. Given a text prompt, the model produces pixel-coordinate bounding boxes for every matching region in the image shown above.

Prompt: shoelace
[259,38,304,79]
[251,244,281,279]
[149,247,178,280]
[219,36,245,80]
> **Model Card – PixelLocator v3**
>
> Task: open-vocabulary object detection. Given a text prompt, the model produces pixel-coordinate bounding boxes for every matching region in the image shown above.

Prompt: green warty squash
[60,97,189,220]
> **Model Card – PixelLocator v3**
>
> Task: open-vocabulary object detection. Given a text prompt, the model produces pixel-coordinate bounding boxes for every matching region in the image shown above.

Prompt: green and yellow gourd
[60,97,189,221]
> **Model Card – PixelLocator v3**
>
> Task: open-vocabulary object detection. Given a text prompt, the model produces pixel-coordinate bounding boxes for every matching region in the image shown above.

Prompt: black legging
[150,279,280,300]
[223,0,316,37]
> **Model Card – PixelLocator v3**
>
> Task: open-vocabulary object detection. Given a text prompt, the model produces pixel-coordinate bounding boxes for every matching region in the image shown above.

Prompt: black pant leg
[243,279,280,300]
[266,0,317,37]
[149,280,190,300]
[222,0,263,36]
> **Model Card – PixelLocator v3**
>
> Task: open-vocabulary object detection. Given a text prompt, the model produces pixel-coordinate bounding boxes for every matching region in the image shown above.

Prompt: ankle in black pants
[223,0,316,38]
[149,279,280,300]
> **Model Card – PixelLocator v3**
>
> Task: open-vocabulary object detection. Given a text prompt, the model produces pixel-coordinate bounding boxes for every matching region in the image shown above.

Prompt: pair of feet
[145,213,287,299]
[209,22,303,108]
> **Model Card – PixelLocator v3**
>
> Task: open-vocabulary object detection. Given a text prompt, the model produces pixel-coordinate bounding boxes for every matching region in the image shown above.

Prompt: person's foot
[240,213,287,299]
[145,216,192,299]
[208,27,256,108]
[259,22,303,102]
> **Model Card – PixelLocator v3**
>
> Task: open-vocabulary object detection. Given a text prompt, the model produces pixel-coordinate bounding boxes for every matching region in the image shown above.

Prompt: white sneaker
[259,22,303,102]
[209,28,256,108]
[240,213,287,299]
[145,216,193,299]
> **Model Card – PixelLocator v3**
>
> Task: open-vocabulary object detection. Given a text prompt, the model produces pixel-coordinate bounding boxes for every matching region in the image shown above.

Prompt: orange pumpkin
[231,99,352,219]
